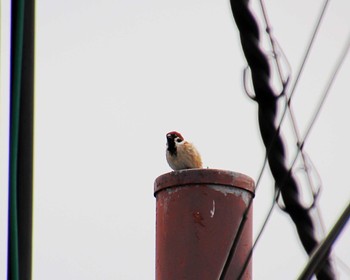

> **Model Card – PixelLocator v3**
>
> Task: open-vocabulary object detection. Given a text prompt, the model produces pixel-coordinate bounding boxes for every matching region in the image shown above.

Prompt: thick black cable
[259,0,323,210]
[238,2,333,277]
[8,0,35,279]
[237,35,349,276]
[219,0,336,279]
[248,0,330,199]
[8,0,25,278]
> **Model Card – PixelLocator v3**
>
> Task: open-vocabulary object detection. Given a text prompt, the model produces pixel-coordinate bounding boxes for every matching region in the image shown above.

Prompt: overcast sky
[1,0,350,279]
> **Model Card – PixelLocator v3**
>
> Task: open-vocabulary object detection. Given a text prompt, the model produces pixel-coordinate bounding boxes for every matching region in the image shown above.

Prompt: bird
[166,131,203,170]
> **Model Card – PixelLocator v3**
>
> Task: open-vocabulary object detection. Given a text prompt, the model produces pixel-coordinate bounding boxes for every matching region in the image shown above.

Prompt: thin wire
[236,189,279,280]
[250,0,330,197]
[287,0,330,101]
[259,0,287,85]
[222,0,333,278]
[259,0,328,240]
[298,201,350,280]
[241,0,329,255]
[301,34,350,145]
[280,30,350,247]
[261,0,330,231]
[238,40,350,280]
[260,0,323,202]
[236,24,350,280]
[292,154,322,210]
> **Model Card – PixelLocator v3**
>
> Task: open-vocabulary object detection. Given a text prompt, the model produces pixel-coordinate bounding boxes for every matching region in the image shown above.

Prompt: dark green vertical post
[8,0,35,279]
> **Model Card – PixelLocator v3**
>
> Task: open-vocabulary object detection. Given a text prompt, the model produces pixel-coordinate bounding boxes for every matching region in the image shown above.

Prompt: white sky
[1,0,350,279]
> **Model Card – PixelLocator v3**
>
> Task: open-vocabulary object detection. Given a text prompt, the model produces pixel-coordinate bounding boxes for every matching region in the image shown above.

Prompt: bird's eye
[176,138,183,143]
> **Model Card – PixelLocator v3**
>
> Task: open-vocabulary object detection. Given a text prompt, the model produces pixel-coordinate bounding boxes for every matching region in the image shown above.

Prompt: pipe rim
[154,169,255,197]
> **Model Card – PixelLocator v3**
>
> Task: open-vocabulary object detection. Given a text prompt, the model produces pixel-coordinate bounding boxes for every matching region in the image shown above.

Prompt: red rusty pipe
[154,169,255,280]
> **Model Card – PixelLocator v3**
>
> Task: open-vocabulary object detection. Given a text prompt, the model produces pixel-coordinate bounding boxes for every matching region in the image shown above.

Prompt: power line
[254,33,349,279]
[236,189,280,279]
[298,201,350,280]
[221,0,338,278]
[300,34,350,145]
[235,2,342,277]
[242,0,330,206]
[287,0,330,102]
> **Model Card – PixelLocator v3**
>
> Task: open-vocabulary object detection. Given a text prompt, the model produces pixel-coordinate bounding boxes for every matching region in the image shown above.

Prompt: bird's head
[166,131,184,155]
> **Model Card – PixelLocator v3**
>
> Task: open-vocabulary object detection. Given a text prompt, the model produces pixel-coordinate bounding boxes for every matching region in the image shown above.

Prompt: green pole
[8,0,35,279]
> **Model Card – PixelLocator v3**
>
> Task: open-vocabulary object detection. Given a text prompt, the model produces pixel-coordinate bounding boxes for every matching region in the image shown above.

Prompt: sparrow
[166,131,203,170]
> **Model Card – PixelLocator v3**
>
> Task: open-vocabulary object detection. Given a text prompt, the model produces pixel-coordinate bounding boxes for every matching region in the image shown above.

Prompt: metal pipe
[154,169,255,280]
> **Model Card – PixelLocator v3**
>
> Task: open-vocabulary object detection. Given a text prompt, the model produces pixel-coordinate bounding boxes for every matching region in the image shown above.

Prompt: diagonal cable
[298,201,350,280]
[219,0,337,279]
[237,33,350,278]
